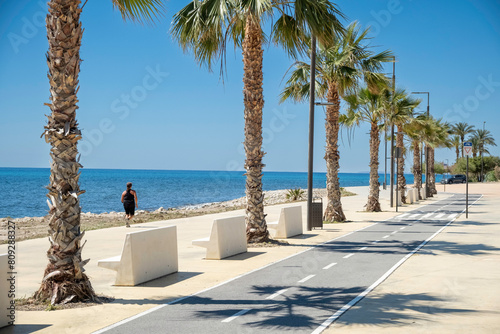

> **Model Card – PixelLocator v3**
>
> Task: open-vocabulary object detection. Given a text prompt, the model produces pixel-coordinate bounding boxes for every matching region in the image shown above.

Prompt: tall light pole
[390,57,396,207]
[306,35,317,231]
[481,121,485,182]
[411,91,430,197]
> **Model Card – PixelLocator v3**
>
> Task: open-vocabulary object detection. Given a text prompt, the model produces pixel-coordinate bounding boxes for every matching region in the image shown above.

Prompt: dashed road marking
[298,275,315,283]
[343,253,354,259]
[382,235,390,239]
[323,262,337,270]
[222,309,252,323]
[358,247,368,251]
[266,289,288,300]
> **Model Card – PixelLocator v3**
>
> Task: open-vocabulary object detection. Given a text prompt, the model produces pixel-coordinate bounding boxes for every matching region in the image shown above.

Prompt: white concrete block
[408,188,415,204]
[193,216,247,260]
[268,206,303,239]
[98,225,178,286]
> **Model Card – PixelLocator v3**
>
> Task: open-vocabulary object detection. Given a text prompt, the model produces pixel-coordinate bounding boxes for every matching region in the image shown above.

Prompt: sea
[0,168,439,219]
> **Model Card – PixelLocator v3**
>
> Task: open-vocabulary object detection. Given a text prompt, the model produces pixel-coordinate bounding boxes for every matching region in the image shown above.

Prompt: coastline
[0,187,343,244]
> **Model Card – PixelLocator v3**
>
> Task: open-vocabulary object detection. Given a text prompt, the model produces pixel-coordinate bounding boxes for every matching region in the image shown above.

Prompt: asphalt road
[95,193,481,334]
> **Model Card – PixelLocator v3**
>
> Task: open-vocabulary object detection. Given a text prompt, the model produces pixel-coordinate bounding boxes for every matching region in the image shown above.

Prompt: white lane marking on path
[400,226,406,230]
[391,231,398,235]
[298,275,315,283]
[420,213,433,220]
[409,213,420,219]
[311,194,484,334]
[343,253,354,259]
[434,213,445,219]
[358,247,368,251]
[372,240,380,244]
[448,213,458,220]
[323,262,337,270]
[266,289,288,300]
[222,309,252,323]
[382,235,390,239]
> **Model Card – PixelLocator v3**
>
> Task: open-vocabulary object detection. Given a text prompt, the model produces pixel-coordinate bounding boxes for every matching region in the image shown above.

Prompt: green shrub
[485,171,497,182]
[286,188,305,201]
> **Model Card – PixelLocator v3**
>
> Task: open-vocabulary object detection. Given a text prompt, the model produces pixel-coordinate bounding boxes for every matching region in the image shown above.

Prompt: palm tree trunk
[413,140,422,200]
[366,122,381,212]
[34,0,97,304]
[242,15,268,243]
[460,135,464,157]
[323,83,346,222]
[429,148,437,195]
[455,145,459,163]
[396,125,406,203]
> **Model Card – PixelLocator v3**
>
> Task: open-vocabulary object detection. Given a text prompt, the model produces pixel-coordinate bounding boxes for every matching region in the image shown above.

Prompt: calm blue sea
[0,168,435,218]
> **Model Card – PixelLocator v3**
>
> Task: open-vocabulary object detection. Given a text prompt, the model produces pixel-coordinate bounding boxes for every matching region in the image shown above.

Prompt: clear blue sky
[1,0,499,173]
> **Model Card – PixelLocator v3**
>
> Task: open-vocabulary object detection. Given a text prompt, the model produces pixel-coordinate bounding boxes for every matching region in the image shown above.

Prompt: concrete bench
[1,253,14,328]
[267,206,303,239]
[98,226,178,286]
[407,188,415,204]
[192,216,247,260]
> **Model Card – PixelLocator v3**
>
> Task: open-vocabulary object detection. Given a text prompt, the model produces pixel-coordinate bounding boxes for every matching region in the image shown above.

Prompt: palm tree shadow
[183,284,489,331]
[333,291,496,326]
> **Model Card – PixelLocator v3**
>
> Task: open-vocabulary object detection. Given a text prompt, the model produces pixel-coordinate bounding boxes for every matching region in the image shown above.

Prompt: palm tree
[172,1,344,242]
[471,129,497,180]
[35,0,165,305]
[449,135,461,162]
[423,118,450,195]
[344,87,387,211]
[472,129,497,155]
[405,115,427,200]
[383,88,420,203]
[280,22,392,222]
[452,122,475,157]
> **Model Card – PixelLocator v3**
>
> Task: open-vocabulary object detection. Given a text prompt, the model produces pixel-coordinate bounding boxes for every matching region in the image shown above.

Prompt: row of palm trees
[37,0,493,306]
[449,122,496,161]
[38,0,348,305]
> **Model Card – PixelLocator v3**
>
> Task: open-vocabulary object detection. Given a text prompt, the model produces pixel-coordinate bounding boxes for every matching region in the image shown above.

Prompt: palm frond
[112,0,166,24]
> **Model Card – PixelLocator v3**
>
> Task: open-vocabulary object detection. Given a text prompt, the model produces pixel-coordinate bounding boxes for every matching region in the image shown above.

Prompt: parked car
[441,174,466,184]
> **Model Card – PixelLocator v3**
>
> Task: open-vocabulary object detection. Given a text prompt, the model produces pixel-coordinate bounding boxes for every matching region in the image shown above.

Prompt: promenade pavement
[1,183,498,333]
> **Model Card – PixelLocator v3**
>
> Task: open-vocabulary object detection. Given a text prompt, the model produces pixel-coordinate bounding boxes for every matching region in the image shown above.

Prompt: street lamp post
[444,158,449,192]
[481,121,485,182]
[306,35,317,231]
[411,91,430,197]
[390,57,396,207]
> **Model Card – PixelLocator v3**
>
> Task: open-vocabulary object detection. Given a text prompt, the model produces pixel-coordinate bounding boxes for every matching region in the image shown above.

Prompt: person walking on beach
[121,182,138,227]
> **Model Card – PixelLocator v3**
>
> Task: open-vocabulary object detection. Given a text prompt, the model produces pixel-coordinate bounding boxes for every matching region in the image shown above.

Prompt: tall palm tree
[471,129,497,179]
[452,122,475,157]
[423,118,450,195]
[383,88,420,203]
[280,22,392,222]
[35,0,165,305]
[472,129,497,155]
[344,87,386,211]
[405,114,427,200]
[172,0,344,242]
